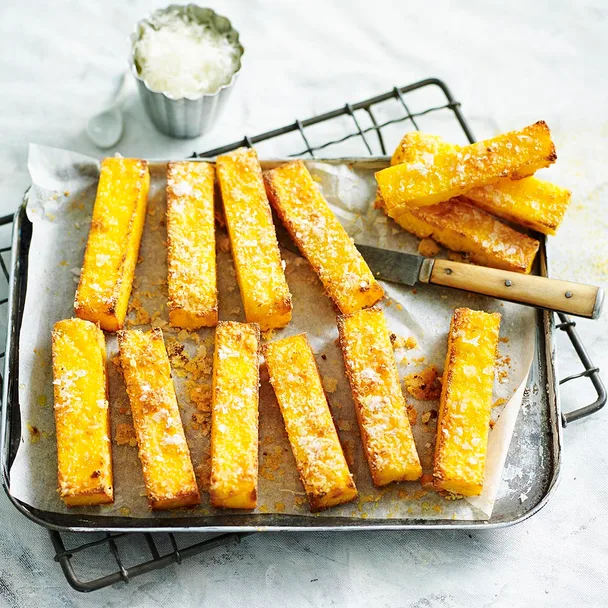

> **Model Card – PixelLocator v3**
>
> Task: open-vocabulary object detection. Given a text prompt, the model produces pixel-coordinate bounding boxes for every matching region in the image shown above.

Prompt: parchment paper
[11,144,535,521]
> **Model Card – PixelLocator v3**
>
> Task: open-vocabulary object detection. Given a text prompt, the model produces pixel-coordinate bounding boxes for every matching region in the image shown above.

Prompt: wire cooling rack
[0,77,604,592]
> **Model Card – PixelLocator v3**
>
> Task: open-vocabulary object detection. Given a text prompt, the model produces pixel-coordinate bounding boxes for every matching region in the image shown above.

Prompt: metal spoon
[87,73,129,149]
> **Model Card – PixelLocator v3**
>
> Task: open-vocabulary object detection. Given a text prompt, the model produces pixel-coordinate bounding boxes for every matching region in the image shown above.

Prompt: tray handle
[556,313,606,426]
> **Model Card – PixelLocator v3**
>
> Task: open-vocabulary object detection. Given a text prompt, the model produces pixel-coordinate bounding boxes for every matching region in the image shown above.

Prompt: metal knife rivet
[445,268,452,275]
[565,291,573,298]
[505,280,512,287]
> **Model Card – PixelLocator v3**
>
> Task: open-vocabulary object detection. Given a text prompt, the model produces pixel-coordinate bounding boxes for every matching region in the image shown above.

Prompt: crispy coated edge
[166,161,218,326]
[392,197,540,274]
[264,161,382,312]
[217,151,293,326]
[210,320,260,509]
[75,160,149,326]
[433,308,501,492]
[336,307,386,487]
[116,327,201,510]
[51,319,114,505]
[262,333,357,512]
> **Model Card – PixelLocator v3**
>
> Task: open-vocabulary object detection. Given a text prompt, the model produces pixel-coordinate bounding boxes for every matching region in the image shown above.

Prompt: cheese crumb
[404,365,442,401]
[115,423,138,447]
[323,376,338,393]
[417,238,441,257]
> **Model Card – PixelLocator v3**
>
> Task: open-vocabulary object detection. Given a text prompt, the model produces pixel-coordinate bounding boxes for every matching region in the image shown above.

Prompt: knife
[275,223,604,319]
[354,243,603,319]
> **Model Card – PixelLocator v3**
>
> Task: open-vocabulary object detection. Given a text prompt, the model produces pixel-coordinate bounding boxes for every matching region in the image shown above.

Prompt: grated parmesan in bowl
[130,5,244,138]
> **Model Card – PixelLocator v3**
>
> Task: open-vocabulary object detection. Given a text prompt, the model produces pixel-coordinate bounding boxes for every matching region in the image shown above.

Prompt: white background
[1,0,607,605]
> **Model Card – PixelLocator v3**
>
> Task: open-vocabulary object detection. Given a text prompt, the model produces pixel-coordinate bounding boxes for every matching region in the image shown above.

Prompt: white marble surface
[1,0,607,605]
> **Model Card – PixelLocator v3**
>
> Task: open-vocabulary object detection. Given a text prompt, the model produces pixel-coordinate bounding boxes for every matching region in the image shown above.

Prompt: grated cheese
[134,12,241,98]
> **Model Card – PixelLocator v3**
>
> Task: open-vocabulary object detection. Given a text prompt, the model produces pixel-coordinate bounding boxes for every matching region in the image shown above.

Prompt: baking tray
[0,78,604,590]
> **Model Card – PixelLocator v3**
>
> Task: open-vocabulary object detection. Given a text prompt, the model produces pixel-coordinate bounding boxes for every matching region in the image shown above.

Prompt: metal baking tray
[0,78,604,591]
[0,160,574,532]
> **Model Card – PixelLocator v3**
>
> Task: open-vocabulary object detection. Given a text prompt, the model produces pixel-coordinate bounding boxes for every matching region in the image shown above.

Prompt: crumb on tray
[404,365,442,401]
[27,424,41,443]
[336,419,352,432]
[115,423,137,447]
[418,238,441,258]
[323,376,338,393]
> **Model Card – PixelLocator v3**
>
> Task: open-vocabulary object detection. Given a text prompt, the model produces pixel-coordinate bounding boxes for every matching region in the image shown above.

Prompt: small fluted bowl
[130,4,244,139]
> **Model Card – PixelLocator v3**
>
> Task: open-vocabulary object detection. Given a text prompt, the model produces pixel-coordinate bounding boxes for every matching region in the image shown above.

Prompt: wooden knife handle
[426,259,604,319]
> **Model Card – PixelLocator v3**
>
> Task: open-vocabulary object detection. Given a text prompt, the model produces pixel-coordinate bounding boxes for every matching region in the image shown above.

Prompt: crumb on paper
[127,296,152,326]
[27,424,41,443]
[439,490,464,501]
[260,446,283,481]
[37,394,48,407]
[418,238,440,257]
[359,492,383,506]
[412,356,426,365]
[336,419,352,432]
[115,423,137,447]
[391,334,417,350]
[493,397,507,408]
[274,502,286,513]
[323,376,338,393]
[404,365,442,400]
[119,506,131,516]
[406,404,418,426]
[421,410,437,425]
[400,356,409,366]
[489,419,496,429]
[150,314,169,330]
[176,329,190,342]
[166,339,189,368]
[190,383,212,411]
[285,257,306,276]
[191,412,210,435]
[499,336,510,344]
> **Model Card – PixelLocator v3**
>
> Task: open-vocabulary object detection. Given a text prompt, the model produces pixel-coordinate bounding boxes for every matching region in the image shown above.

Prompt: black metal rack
[0,78,604,592]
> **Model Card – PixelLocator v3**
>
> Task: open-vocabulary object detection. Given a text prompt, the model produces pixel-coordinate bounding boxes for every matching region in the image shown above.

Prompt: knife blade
[352,243,433,286]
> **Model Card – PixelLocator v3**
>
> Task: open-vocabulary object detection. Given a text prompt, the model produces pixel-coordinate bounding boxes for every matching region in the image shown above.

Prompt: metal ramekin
[130,4,244,139]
